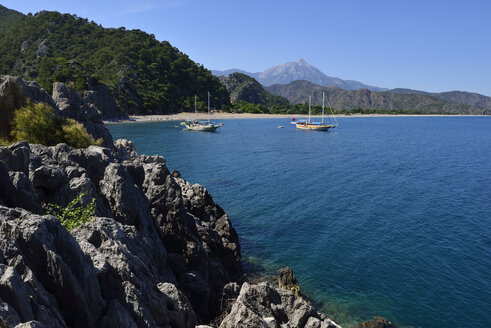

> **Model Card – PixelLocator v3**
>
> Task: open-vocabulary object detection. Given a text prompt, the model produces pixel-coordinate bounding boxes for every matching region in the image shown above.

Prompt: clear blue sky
[3,0,491,95]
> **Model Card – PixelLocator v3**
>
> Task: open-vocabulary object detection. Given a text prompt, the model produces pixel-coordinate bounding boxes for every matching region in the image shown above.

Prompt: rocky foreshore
[0,75,340,327]
[0,140,340,328]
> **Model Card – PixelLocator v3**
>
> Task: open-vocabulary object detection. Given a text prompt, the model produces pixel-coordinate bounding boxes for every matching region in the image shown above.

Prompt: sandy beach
[104,112,471,124]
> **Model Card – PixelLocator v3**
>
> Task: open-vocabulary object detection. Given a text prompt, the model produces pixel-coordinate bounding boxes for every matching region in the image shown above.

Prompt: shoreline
[105,112,486,124]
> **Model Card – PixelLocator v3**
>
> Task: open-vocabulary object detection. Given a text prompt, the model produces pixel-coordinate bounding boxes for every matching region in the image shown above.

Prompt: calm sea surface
[109,117,491,328]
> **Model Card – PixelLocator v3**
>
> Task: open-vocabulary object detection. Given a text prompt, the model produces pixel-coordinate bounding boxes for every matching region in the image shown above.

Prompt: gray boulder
[114,139,138,161]
[278,266,300,296]
[175,178,241,280]
[52,83,114,149]
[219,282,340,328]
[0,207,103,328]
[0,160,41,213]
[72,217,185,327]
[142,158,242,322]
[0,141,31,174]
[84,81,126,119]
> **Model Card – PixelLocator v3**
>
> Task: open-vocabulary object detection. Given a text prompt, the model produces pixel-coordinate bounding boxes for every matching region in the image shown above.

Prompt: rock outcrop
[0,75,114,148]
[357,316,395,328]
[219,282,340,328]
[0,138,340,327]
[278,266,300,296]
[84,79,126,119]
[0,75,341,326]
[0,140,242,327]
[51,82,114,148]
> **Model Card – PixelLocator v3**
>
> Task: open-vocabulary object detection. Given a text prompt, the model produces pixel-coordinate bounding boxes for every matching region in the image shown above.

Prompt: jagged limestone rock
[219,282,340,328]
[52,82,114,149]
[83,81,126,119]
[0,140,244,327]
[0,141,31,174]
[278,266,300,296]
[114,139,138,161]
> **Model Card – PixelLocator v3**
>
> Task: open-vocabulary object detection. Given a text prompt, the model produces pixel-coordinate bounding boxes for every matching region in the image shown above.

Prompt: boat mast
[194,95,197,122]
[207,91,210,122]
[309,96,311,122]
[322,92,325,124]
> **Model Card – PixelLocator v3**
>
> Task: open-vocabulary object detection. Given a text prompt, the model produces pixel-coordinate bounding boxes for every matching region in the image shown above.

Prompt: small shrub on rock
[62,118,102,148]
[44,192,96,230]
[11,102,101,148]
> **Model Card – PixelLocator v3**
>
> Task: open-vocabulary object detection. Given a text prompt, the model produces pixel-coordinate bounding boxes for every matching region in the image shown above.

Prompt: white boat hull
[184,123,223,131]
[295,123,334,131]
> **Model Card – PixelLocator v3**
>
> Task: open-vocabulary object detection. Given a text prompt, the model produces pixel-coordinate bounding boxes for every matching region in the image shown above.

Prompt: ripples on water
[109,117,491,328]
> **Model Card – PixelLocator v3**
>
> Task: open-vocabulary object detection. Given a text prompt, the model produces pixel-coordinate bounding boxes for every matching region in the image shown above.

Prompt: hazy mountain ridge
[213,59,387,91]
[389,88,491,109]
[212,68,255,77]
[267,80,488,114]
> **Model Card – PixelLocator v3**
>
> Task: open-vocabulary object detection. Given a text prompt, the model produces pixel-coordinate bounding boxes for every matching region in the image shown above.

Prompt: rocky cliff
[0,140,340,328]
[0,77,340,327]
[0,140,241,327]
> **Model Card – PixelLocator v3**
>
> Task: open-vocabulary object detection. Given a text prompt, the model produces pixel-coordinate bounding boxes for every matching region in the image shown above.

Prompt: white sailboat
[295,92,338,131]
[183,92,223,131]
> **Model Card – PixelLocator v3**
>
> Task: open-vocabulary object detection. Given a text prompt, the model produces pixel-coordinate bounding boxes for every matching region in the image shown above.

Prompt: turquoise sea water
[109,117,491,328]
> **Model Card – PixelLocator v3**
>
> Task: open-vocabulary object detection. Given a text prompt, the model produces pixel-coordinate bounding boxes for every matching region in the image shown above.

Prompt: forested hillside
[390,88,491,110]
[219,73,290,113]
[0,5,229,114]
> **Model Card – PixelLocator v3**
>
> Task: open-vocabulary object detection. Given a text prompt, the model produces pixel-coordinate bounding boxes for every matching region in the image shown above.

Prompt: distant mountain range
[266,80,489,115]
[214,59,491,113]
[388,88,491,109]
[212,59,387,91]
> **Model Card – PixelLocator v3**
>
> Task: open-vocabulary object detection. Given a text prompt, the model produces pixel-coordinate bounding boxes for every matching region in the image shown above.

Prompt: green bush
[11,102,102,148]
[62,118,102,148]
[12,102,63,145]
[44,192,96,230]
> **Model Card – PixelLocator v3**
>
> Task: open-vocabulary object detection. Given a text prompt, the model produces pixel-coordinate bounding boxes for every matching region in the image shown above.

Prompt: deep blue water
[109,117,491,328]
